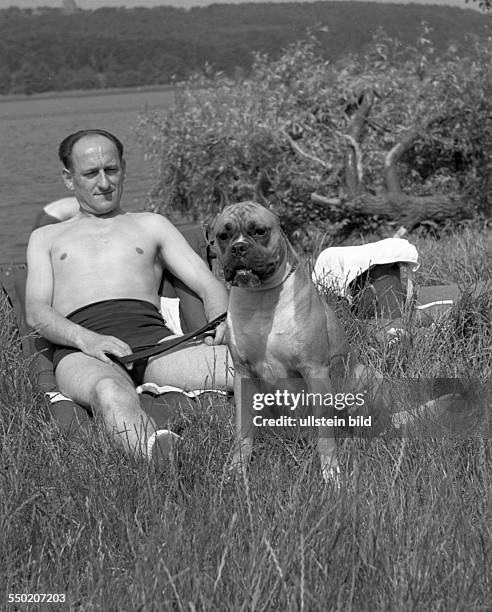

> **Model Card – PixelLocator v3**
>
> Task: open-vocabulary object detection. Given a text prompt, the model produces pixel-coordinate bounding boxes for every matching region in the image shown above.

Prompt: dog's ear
[213,185,231,211]
[203,213,219,262]
[254,171,276,210]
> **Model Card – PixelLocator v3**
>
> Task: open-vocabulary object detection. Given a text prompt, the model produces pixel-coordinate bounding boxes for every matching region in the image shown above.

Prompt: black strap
[119,312,227,365]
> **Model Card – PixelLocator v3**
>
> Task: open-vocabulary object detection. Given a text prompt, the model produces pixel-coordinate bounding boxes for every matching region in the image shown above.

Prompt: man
[25,129,231,464]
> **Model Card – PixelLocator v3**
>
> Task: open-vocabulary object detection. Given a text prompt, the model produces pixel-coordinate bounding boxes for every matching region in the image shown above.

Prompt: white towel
[160,296,183,335]
[136,383,227,397]
[313,238,419,296]
[46,385,227,406]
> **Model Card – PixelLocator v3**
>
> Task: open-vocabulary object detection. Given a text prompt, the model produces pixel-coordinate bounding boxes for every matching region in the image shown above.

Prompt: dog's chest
[227,285,301,381]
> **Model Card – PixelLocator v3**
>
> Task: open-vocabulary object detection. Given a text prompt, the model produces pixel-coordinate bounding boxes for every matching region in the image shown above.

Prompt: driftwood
[381,116,468,229]
[313,90,469,230]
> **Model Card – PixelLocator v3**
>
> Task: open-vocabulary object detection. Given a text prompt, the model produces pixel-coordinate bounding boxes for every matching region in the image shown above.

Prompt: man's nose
[97,170,110,188]
[231,240,249,258]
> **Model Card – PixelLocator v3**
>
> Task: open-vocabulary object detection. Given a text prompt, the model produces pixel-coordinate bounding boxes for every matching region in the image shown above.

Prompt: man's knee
[92,376,135,410]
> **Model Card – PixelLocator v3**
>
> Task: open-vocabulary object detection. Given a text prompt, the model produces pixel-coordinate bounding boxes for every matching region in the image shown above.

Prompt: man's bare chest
[50,223,156,269]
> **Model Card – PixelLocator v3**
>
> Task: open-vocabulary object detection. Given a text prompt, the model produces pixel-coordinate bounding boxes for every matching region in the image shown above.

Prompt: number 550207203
[8,593,66,604]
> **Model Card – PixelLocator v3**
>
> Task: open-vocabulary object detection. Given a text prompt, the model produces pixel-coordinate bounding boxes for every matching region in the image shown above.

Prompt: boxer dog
[212,201,473,481]
[212,200,369,482]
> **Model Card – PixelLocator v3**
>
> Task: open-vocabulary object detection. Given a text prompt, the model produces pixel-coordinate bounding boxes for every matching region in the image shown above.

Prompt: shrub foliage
[138,26,492,242]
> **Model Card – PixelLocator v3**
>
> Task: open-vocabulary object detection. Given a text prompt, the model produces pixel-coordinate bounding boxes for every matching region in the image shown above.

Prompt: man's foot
[147,429,182,468]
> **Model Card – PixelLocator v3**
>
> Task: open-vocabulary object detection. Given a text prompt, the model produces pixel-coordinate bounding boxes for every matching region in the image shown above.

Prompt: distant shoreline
[0,84,177,104]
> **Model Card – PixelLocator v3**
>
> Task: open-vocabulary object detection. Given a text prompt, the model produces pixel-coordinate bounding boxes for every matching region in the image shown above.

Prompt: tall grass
[411,222,492,286]
[1,228,490,611]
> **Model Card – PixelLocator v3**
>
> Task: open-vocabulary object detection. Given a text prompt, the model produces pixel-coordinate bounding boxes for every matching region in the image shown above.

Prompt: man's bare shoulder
[129,211,173,225]
[29,218,74,245]
[129,211,181,234]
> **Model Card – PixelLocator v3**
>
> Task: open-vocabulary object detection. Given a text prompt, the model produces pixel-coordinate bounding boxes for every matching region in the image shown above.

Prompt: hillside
[0,2,489,94]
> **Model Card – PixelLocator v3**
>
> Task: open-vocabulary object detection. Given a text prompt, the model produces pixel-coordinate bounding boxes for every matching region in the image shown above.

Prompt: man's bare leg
[144,342,233,391]
[55,352,166,459]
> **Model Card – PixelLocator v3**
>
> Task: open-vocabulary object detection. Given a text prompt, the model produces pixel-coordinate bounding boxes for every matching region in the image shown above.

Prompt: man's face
[62,135,126,216]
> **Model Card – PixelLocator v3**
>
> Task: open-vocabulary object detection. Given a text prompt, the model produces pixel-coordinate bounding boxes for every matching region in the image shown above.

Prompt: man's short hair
[58,129,124,170]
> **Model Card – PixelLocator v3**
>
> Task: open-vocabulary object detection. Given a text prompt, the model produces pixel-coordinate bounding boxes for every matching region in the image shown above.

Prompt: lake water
[0,88,176,263]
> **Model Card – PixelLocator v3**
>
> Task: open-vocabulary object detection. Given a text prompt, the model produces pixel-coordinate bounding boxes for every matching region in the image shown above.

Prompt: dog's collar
[251,258,299,291]
[283,259,298,283]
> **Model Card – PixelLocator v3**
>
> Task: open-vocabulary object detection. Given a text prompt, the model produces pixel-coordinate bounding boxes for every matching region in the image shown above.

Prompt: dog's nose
[231,241,249,258]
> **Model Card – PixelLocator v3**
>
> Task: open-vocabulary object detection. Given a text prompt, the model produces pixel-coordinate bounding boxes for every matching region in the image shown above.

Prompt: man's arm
[25,228,131,364]
[153,215,229,342]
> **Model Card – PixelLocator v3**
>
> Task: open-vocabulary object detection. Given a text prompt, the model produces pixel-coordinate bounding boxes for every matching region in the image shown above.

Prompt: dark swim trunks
[52,299,173,386]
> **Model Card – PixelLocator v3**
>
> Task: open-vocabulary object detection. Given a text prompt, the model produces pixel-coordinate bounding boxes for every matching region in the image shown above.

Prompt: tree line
[0,2,489,95]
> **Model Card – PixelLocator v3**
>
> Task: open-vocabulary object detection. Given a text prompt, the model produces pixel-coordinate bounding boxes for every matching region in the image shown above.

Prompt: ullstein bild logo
[251,414,372,428]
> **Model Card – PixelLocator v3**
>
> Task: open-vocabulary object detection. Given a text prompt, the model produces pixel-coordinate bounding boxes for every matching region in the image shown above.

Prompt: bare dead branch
[392,226,408,238]
[282,128,332,171]
[347,89,376,141]
[344,134,364,185]
[311,193,342,206]
[384,115,442,195]
[343,89,376,197]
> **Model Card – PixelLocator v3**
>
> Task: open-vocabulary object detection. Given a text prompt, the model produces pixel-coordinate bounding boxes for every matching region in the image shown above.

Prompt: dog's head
[212,201,288,288]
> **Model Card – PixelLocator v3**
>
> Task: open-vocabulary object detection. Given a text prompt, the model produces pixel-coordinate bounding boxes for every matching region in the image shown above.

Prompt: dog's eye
[217,232,229,241]
[254,228,267,237]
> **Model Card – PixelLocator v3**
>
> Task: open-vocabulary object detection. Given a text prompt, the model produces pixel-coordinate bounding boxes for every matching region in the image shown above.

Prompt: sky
[0,0,481,11]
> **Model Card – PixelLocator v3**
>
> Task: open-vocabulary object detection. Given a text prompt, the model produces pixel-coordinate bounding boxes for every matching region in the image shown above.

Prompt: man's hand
[77,330,132,365]
[204,320,227,346]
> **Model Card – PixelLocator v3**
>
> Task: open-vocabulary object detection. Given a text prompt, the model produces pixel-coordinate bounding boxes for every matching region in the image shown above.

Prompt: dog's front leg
[230,369,257,475]
[304,367,340,484]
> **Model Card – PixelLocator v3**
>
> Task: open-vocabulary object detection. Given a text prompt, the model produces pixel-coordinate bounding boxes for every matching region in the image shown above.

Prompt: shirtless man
[25,129,231,464]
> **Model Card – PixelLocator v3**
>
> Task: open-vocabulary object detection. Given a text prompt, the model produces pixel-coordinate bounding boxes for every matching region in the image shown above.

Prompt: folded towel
[46,390,74,404]
[160,296,183,335]
[137,383,227,398]
[46,384,226,405]
[313,238,419,295]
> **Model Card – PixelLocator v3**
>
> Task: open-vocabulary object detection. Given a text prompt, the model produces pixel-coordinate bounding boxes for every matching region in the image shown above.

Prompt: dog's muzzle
[230,240,249,258]
[224,260,278,288]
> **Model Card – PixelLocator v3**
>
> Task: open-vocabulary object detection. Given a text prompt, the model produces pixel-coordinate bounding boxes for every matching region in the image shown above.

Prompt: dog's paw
[321,457,341,487]
[229,453,249,475]
[222,457,248,486]
[228,444,253,477]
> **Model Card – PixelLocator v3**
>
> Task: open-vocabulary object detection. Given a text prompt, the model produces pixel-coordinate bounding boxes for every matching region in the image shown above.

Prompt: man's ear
[121,158,126,178]
[62,167,74,190]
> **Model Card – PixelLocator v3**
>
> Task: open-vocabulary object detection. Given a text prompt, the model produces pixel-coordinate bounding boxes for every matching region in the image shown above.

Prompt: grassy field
[1,225,490,611]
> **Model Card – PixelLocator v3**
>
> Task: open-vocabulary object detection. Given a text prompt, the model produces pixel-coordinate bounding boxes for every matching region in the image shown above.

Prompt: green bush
[138,26,492,243]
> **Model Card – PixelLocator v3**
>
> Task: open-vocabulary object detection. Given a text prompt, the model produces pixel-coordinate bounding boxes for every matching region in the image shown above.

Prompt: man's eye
[106,168,118,174]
